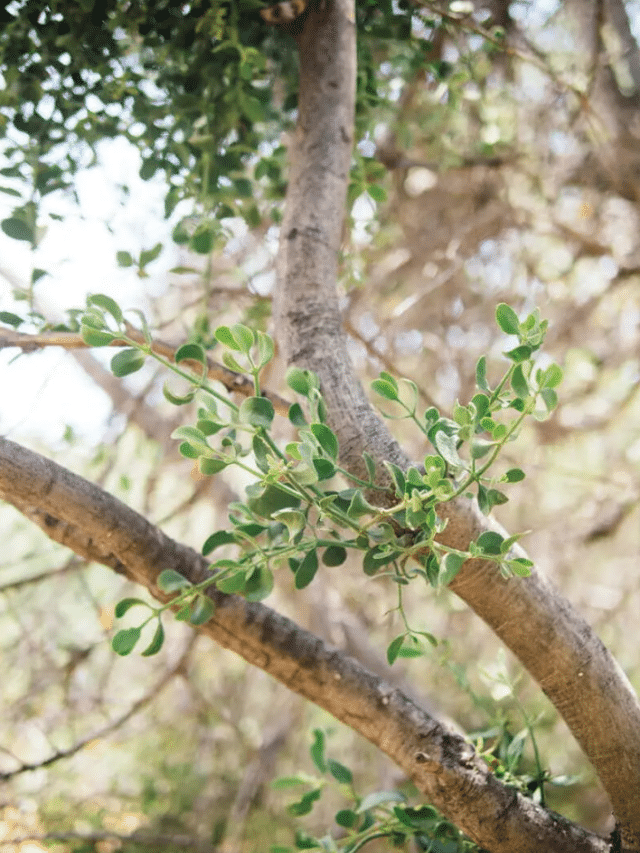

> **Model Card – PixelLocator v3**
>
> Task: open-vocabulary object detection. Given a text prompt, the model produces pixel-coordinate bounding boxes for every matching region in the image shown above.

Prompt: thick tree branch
[0,437,608,853]
[271,0,640,847]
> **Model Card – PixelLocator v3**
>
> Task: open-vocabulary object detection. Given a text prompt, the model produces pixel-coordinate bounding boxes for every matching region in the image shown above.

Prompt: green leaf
[540,363,563,389]
[87,293,123,325]
[470,439,494,459]
[387,634,405,665]
[114,597,149,618]
[231,323,255,354]
[288,403,307,427]
[347,490,375,519]
[216,572,247,594]
[139,242,163,267]
[199,457,228,476]
[0,311,23,328]
[287,788,322,817]
[334,809,357,829]
[202,530,238,555]
[81,325,116,346]
[188,595,215,625]
[175,342,206,365]
[357,791,406,812]
[252,434,270,473]
[157,568,192,593]
[116,250,134,267]
[507,557,534,576]
[141,621,165,656]
[171,425,208,445]
[472,392,490,419]
[504,468,525,483]
[439,552,466,585]
[322,545,347,567]
[178,442,199,459]
[247,483,300,518]
[310,729,326,773]
[111,348,146,377]
[327,759,352,785]
[312,457,336,480]
[286,367,317,395]
[475,531,505,555]
[540,388,558,411]
[363,545,400,575]
[1,217,33,242]
[511,365,529,398]
[434,430,462,467]
[371,378,399,401]
[383,462,405,496]
[163,383,196,406]
[272,509,306,541]
[256,331,274,367]
[362,451,376,481]
[239,396,275,429]
[191,225,216,254]
[496,303,520,335]
[222,351,244,373]
[310,423,338,459]
[295,549,319,589]
[214,325,240,350]
[475,356,489,391]
[504,344,532,363]
[112,627,141,656]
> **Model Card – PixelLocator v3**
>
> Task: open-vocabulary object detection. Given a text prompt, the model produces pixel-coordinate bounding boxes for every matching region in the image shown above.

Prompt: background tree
[1,1,640,852]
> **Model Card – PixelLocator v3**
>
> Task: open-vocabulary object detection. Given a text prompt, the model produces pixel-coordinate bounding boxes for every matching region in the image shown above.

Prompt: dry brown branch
[0,630,195,781]
[0,326,291,417]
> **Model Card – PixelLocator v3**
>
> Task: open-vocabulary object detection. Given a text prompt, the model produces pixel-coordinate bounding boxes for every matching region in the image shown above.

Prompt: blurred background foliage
[1,0,640,849]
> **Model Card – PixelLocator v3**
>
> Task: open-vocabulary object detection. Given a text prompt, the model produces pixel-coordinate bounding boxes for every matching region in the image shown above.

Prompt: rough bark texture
[0,436,609,853]
[272,0,640,847]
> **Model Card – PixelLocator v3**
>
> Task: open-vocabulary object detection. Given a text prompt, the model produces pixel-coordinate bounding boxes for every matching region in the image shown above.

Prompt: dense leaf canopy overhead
[0,0,422,249]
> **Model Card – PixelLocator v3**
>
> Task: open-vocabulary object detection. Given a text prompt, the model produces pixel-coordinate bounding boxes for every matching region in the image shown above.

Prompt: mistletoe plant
[78,297,561,662]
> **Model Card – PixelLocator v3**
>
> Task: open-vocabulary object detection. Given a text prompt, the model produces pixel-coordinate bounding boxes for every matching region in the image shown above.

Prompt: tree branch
[270,0,640,847]
[0,436,608,852]
[0,327,291,416]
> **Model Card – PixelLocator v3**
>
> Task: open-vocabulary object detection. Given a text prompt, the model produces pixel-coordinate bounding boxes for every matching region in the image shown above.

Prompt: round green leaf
[239,396,274,429]
[496,303,520,335]
[199,457,228,476]
[1,217,33,242]
[322,545,347,567]
[111,348,146,377]
[0,311,23,328]
[286,367,316,395]
[116,250,134,267]
[81,325,117,347]
[112,627,142,656]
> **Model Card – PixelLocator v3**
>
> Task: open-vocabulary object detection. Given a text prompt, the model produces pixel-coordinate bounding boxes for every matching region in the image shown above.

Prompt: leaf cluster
[88,298,562,660]
[270,728,482,853]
